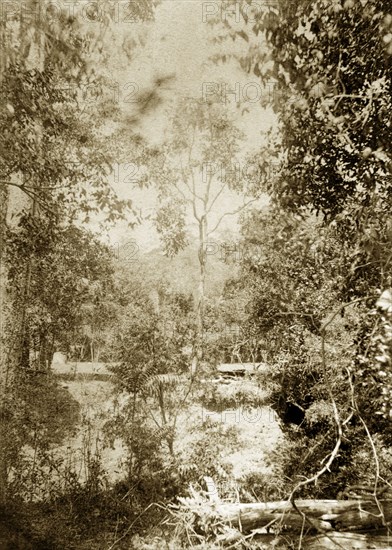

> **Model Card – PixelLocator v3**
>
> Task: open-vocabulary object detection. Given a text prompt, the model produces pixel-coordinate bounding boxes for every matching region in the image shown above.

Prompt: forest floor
[59,373,283,495]
[2,372,284,549]
[59,378,128,485]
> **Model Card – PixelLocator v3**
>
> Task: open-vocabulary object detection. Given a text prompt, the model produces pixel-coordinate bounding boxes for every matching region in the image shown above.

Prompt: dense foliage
[3,0,392,547]
[6,217,116,368]
[207,0,392,500]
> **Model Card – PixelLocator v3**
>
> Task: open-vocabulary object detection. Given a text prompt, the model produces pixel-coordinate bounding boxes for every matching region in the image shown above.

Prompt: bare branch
[1,180,24,189]
[275,311,320,332]
[346,368,388,529]
[171,179,192,205]
[207,197,259,236]
[206,180,228,215]
[190,170,202,223]
[1,179,60,215]
[204,171,213,209]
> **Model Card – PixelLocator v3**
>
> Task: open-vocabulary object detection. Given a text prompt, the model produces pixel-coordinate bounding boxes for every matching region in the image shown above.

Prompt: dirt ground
[58,375,283,491]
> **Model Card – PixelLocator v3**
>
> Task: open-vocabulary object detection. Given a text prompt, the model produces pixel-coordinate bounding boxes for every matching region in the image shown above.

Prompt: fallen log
[176,480,392,549]
[178,494,392,534]
[210,499,392,533]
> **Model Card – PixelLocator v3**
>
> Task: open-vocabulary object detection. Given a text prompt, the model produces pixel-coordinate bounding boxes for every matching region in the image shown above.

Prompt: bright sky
[94,0,274,251]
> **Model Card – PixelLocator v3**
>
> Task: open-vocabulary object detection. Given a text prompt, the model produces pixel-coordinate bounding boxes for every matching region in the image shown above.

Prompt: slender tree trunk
[157,383,174,455]
[0,185,10,506]
[192,215,208,376]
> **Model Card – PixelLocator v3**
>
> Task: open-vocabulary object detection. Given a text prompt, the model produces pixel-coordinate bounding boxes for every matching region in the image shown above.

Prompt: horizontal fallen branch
[216,498,392,532]
[177,494,392,535]
[174,479,392,549]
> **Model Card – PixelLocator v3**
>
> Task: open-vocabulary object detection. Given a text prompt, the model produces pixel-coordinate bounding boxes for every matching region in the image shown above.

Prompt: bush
[200,378,268,410]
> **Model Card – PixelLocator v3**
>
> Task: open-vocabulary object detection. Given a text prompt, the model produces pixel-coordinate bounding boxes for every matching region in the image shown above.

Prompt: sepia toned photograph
[1,0,392,548]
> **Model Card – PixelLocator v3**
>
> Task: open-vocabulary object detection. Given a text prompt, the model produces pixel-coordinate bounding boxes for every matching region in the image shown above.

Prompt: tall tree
[141,100,260,373]
[0,0,156,504]
[209,0,392,491]
[212,0,392,293]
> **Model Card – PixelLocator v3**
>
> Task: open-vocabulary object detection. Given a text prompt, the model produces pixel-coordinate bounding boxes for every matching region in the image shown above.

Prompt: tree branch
[346,367,388,529]
[207,197,259,236]
[190,170,202,223]
[206,180,228,215]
